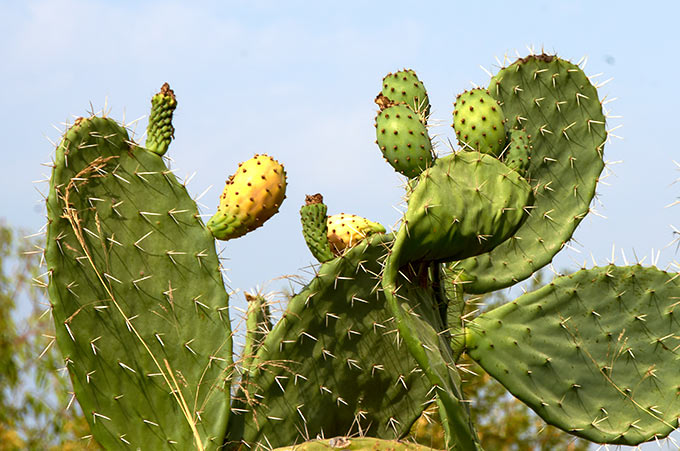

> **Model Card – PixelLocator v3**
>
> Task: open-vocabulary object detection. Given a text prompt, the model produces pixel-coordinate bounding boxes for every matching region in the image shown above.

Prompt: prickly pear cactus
[145,82,177,156]
[452,89,506,157]
[299,193,335,263]
[45,112,233,449]
[466,265,680,445]
[384,151,533,280]
[375,104,434,178]
[241,292,273,373]
[48,50,680,451]
[227,234,433,449]
[378,68,431,121]
[503,128,532,176]
[454,54,607,294]
[207,154,287,241]
[326,213,386,255]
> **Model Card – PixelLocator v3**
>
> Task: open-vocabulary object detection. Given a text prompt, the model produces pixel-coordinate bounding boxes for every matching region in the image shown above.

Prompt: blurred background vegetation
[0,221,587,450]
[0,222,98,450]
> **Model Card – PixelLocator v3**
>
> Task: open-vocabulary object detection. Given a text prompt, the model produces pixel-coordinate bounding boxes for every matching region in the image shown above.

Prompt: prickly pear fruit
[377,69,430,122]
[375,104,434,178]
[145,82,177,156]
[503,128,532,176]
[453,88,506,157]
[327,213,385,255]
[207,154,286,240]
[300,193,335,263]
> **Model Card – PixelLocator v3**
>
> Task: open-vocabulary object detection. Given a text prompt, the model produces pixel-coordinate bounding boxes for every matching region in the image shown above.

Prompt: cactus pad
[466,265,680,445]
[378,69,431,121]
[386,151,533,273]
[227,234,432,448]
[375,104,434,178]
[455,55,606,294]
[241,292,273,373]
[300,193,335,263]
[207,154,286,241]
[46,116,232,450]
[326,213,386,255]
[453,89,506,157]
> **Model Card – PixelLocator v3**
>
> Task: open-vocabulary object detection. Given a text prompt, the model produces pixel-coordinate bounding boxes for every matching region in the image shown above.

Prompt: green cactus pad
[274,436,439,450]
[375,104,434,178]
[503,128,532,176]
[380,151,530,450]
[466,265,680,445]
[381,259,481,450]
[454,54,607,294]
[241,292,273,373]
[379,69,431,121]
[46,116,232,450]
[145,83,177,156]
[453,89,506,157]
[300,194,335,263]
[386,151,533,273]
[227,234,432,449]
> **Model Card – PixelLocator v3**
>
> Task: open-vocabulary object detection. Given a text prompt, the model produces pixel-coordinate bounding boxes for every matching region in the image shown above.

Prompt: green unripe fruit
[379,69,430,122]
[299,193,335,263]
[503,128,532,176]
[375,104,434,178]
[145,82,177,156]
[453,88,506,157]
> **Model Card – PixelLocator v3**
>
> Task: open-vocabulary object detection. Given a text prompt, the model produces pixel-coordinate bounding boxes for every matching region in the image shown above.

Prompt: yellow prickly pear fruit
[326,213,386,255]
[207,154,287,241]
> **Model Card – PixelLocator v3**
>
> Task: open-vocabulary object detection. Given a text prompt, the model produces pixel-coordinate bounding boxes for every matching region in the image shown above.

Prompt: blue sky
[3,1,680,448]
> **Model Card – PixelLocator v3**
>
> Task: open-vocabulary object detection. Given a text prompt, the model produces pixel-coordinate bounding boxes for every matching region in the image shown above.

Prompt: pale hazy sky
[3,2,679,448]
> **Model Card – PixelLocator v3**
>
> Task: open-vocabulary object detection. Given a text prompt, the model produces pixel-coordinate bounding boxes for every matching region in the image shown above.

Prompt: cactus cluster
[42,51,680,451]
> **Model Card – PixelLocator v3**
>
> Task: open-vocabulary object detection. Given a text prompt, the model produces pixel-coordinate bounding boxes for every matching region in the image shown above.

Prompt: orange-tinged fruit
[326,213,385,255]
[207,154,286,240]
